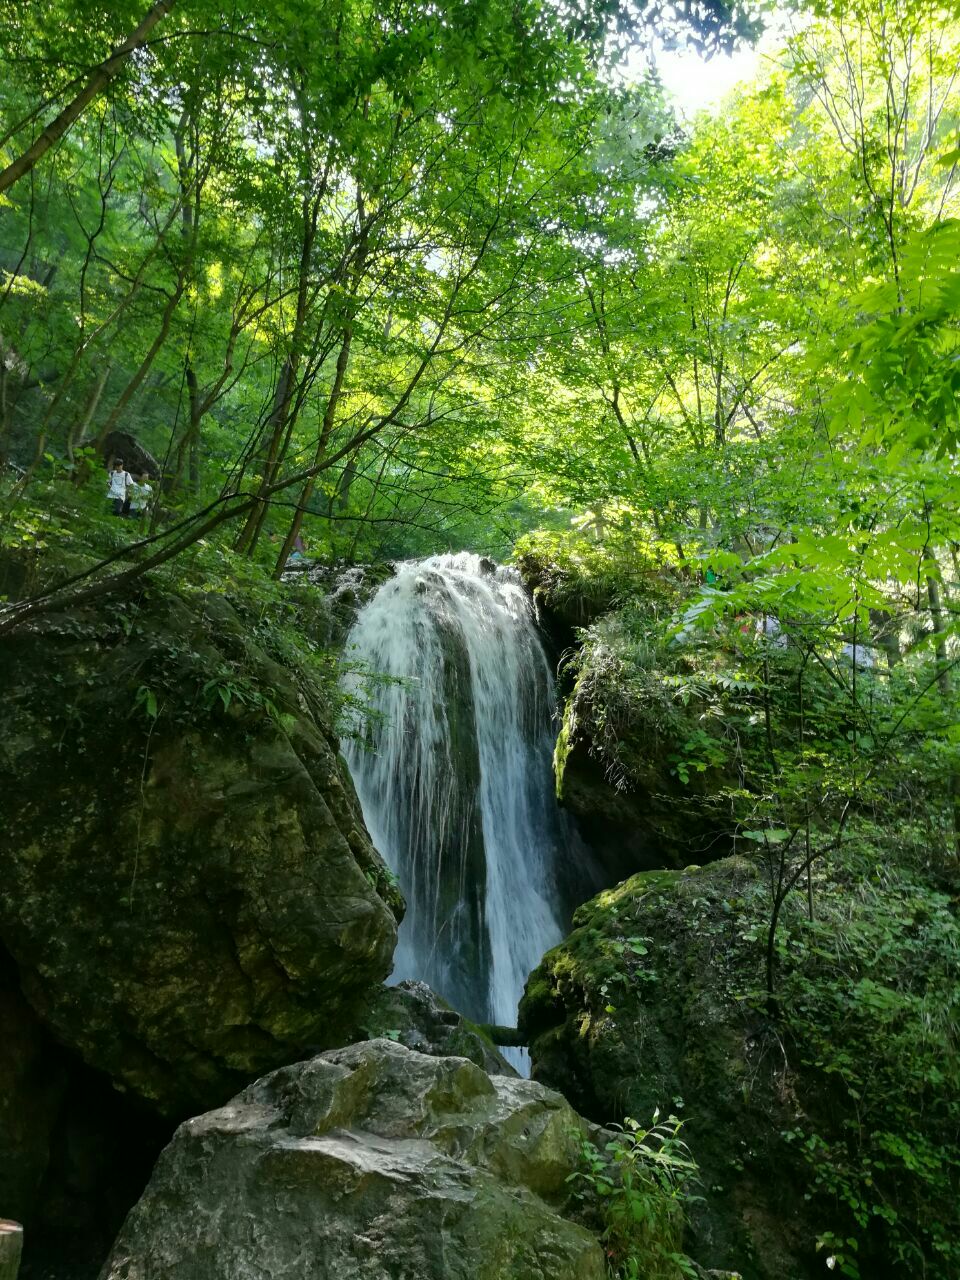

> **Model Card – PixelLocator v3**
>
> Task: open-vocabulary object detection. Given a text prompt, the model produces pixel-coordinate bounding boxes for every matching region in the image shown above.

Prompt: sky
[628,19,795,118]
[655,42,764,115]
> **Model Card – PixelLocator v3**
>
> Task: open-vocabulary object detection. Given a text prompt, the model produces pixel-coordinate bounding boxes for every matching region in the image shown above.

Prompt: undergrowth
[568,1113,702,1280]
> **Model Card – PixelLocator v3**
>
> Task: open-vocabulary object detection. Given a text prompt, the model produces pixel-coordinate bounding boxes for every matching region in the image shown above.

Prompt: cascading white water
[342,553,570,1052]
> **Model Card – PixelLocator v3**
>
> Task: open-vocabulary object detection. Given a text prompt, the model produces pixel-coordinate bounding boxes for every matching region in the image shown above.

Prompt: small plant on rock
[568,1111,702,1280]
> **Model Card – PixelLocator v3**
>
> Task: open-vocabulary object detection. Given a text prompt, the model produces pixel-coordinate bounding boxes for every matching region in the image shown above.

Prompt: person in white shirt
[106,459,132,516]
[129,472,154,519]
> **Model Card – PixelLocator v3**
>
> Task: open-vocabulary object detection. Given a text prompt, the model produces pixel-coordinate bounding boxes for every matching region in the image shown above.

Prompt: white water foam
[342,553,569,1068]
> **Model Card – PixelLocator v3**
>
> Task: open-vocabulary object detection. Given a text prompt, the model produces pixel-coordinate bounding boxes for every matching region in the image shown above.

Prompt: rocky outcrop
[290,562,396,645]
[553,725,691,881]
[513,551,732,876]
[348,980,516,1076]
[0,584,402,1120]
[99,432,162,480]
[514,545,622,639]
[520,852,960,1280]
[519,860,816,1279]
[553,669,732,878]
[100,1039,607,1280]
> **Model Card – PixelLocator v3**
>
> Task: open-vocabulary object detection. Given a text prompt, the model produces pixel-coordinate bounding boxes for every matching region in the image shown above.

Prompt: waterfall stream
[342,554,573,1053]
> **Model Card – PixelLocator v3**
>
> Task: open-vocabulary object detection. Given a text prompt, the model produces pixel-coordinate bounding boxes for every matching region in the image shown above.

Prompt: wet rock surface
[348,980,517,1076]
[100,1039,606,1280]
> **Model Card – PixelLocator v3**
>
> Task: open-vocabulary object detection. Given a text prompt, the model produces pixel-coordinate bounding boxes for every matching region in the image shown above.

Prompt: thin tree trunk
[0,0,178,196]
[0,360,9,464]
[924,544,950,699]
[869,606,901,669]
[89,102,202,450]
[923,541,960,858]
[31,202,183,440]
[95,277,186,448]
[67,362,112,463]
[233,120,337,555]
[273,209,368,577]
[273,326,354,577]
[233,359,295,553]
[185,361,201,490]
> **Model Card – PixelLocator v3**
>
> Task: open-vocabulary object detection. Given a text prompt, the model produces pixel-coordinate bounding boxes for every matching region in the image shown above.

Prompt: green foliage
[568,1114,701,1280]
[133,685,159,721]
[555,595,758,805]
[776,829,960,1278]
[514,528,681,623]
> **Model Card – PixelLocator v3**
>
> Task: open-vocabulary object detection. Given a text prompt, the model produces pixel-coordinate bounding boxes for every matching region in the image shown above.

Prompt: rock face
[349,980,517,1076]
[100,1039,606,1280]
[0,953,66,1224]
[553,728,689,881]
[519,859,815,1280]
[99,431,162,480]
[290,562,396,645]
[553,682,732,879]
[0,585,402,1119]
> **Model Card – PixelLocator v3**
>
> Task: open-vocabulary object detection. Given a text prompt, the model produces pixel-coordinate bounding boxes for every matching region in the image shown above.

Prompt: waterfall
[342,553,571,1049]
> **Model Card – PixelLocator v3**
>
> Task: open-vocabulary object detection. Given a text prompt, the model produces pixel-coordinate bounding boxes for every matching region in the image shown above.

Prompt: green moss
[553,703,575,802]
[521,838,960,1280]
[0,578,402,1116]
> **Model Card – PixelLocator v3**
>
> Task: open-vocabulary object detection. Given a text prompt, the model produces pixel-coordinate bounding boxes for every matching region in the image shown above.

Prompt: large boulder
[553,661,731,878]
[100,1039,606,1280]
[519,852,960,1280]
[520,860,820,1277]
[0,584,402,1118]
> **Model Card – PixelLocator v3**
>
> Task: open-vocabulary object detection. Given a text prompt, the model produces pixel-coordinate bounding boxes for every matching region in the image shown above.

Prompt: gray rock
[349,980,517,1076]
[100,1039,606,1280]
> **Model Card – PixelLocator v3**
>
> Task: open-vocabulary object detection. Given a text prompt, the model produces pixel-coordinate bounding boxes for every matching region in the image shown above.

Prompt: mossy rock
[521,848,960,1279]
[100,1040,608,1280]
[553,685,732,881]
[0,583,402,1118]
[348,979,515,1076]
[519,858,818,1279]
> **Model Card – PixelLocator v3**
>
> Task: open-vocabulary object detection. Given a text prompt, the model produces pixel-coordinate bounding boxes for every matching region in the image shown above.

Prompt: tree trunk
[95,281,186,447]
[923,540,960,861]
[171,359,202,493]
[67,362,112,463]
[233,358,295,553]
[869,606,901,669]
[0,0,178,196]
[923,544,950,699]
[0,1220,23,1280]
[273,322,355,577]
